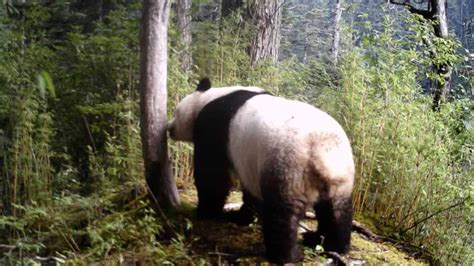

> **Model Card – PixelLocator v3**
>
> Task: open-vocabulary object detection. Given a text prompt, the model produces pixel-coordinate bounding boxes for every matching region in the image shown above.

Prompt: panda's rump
[228,95,354,202]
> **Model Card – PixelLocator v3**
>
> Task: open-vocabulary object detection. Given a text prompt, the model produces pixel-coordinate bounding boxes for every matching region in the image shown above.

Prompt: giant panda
[168,78,355,263]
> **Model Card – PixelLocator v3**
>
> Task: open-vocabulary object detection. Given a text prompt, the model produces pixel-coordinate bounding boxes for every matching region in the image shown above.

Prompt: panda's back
[236,95,342,133]
[228,93,353,200]
[229,94,349,151]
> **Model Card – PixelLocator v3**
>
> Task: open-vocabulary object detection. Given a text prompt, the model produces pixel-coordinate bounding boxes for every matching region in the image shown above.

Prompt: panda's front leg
[193,146,232,220]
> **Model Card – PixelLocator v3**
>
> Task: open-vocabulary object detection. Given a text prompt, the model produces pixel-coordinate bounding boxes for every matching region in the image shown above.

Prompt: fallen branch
[352,220,383,242]
[301,211,383,242]
[0,244,16,249]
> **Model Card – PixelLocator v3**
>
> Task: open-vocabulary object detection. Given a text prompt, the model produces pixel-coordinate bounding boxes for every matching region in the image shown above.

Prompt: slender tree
[390,0,450,111]
[176,0,193,72]
[139,0,179,208]
[332,0,343,64]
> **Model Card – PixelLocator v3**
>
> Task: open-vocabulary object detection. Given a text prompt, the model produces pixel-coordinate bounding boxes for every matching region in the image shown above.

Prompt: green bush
[0,2,471,264]
[317,15,473,264]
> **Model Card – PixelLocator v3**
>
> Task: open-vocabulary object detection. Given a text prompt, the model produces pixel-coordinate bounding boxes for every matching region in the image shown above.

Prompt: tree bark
[430,0,450,111]
[248,0,282,65]
[332,0,343,64]
[176,0,193,72]
[139,0,179,208]
[389,0,451,111]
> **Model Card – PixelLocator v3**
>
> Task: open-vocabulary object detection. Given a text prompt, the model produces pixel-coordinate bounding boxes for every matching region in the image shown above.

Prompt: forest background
[0,0,473,264]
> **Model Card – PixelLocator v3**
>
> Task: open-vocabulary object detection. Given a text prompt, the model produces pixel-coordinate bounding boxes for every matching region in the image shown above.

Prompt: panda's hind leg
[260,170,306,263]
[304,194,353,254]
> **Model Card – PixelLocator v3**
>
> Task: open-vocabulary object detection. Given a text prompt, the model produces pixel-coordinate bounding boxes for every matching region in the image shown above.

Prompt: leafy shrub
[317,15,473,264]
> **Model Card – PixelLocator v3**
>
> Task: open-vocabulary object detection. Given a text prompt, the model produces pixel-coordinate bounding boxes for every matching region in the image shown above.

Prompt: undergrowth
[0,2,472,265]
[317,15,473,264]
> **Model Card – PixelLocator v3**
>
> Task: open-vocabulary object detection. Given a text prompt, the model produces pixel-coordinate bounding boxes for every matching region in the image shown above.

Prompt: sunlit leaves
[36,70,56,99]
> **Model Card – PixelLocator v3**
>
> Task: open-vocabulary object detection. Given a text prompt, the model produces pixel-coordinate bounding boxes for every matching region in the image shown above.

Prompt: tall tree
[332,0,343,64]
[389,0,450,111]
[176,0,193,72]
[248,0,283,65]
[139,0,179,208]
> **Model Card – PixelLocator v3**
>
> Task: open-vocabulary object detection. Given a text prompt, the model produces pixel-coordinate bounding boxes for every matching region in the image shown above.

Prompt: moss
[349,233,426,265]
[168,189,428,264]
[191,219,264,259]
[300,215,426,264]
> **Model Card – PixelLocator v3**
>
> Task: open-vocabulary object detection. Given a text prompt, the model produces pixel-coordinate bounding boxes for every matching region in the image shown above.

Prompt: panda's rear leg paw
[302,231,323,247]
[323,238,351,254]
[196,204,224,220]
[223,209,255,226]
[266,246,303,264]
[303,232,349,255]
[312,196,353,254]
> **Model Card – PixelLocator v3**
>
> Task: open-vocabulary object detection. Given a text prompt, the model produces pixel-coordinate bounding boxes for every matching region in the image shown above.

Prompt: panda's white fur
[228,94,354,202]
[169,81,355,263]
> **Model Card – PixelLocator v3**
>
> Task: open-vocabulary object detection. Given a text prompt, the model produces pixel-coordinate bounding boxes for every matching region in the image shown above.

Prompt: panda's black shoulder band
[196,78,212,92]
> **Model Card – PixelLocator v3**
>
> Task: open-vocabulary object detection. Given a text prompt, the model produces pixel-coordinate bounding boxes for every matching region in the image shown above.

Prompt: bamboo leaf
[41,71,56,98]
[37,71,56,99]
[37,73,46,98]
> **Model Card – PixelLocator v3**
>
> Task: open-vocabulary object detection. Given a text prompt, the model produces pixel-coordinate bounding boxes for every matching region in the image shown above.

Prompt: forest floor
[172,188,429,265]
[0,184,430,265]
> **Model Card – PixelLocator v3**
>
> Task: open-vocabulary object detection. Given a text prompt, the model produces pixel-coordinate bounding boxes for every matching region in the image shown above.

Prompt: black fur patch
[223,189,261,226]
[192,90,267,219]
[303,195,353,254]
[260,154,306,263]
[196,77,211,92]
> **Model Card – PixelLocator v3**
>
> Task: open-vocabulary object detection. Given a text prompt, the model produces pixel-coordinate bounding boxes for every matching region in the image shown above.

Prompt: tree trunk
[431,0,450,110]
[139,0,179,208]
[389,0,451,111]
[332,0,343,64]
[248,0,282,65]
[176,0,193,73]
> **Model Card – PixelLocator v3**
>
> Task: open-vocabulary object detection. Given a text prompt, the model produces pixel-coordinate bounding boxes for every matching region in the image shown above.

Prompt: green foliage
[0,2,192,264]
[280,0,333,63]
[0,1,472,264]
[0,4,56,217]
[192,10,252,85]
[407,14,463,88]
[86,201,160,256]
[318,15,473,264]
